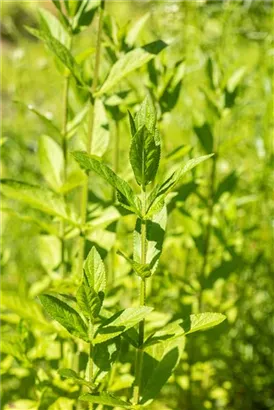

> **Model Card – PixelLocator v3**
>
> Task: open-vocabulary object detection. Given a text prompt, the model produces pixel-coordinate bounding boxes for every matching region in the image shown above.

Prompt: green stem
[87,320,94,410]
[77,0,105,279]
[133,188,147,405]
[60,35,72,276]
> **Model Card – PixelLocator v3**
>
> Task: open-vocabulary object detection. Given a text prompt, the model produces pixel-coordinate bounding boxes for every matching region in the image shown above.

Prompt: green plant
[2,1,272,410]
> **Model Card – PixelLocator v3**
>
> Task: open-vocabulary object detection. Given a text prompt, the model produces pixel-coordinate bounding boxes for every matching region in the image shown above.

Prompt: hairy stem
[133,188,147,405]
[77,0,105,279]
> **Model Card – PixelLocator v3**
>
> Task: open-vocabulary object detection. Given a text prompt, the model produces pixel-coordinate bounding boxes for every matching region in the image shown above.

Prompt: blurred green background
[1,1,273,409]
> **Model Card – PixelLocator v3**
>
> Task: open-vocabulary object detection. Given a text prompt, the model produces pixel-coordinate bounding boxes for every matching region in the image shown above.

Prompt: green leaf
[147,154,213,215]
[0,179,72,222]
[93,307,153,344]
[84,247,106,295]
[226,67,246,93]
[96,40,167,96]
[182,312,226,334]
[80,392,131,408]
[141,347,180,405]
[130,126,160,187]
[39,135,64,191]
[76,283,102,320]
[141,337,184,405]
[117,250,151,279]
[39,294,88,342]
[64,0,82,17]
[39,28,83,84]
[90,99,109,157]
[133,95,157,134]
[193,122,214,154]
[72,151,141,215]
[38,7,70,47]
[125,12,150,47]
[58,368,94,388]
[72,1,98,34]
[93,338,120,384]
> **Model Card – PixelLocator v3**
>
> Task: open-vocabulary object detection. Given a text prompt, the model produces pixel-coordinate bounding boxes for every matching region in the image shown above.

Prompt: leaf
[181,312,226,334]
[93,307,153,344]
[125,12,150,46]
[141,337,184,405]
[64,0,82,17]
[147,154,213,215]
[133,95,156,134]
[0,179,72,222]
[93,338,120,383]
[226,67,246,93]
[66,104,89,139]
[90,99,109,157]
[80,392,131,408]
[214,171,238,202]
[193,122,214,154]
[72,1,98,34]
[129,126,160,187]
[38,7,70,47]
[58,368,94,388]
[140,347,180,405]
[39,27,83,84]
[117,250,151,279]
[39,135,64,191]
[96,40,167,96]
[72,151,141,215]
[39,294,88,342]
[76,283,102,320]
[84,247,106,295]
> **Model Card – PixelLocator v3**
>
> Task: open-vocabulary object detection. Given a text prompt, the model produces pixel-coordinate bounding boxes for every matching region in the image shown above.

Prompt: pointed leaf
[134,95,156,134]
[96,40,167,96]
[38,7,70,46]
[72,151,141,215]
[58,368,94,388]
[84,247,106,295]
[76,283,102,320]
[39,294,88,342]
[125,12,150,46]
[130,126,160,187]
[182,312,226,334]
[39,27,83,84]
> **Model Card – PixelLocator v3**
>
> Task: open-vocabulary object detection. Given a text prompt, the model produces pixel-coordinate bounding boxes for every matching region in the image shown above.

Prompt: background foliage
[1,1,273,409]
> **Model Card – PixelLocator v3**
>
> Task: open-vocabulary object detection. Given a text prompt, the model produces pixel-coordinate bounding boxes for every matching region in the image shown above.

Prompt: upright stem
[60,35,72,276]
[77,0,105,278]
[133,187,147,405]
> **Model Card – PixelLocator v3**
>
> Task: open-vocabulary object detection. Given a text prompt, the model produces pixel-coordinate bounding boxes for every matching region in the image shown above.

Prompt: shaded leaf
[39,294,88,342]
[193,122,214,154]
[72,151,141,215]
[130,126,160,187]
